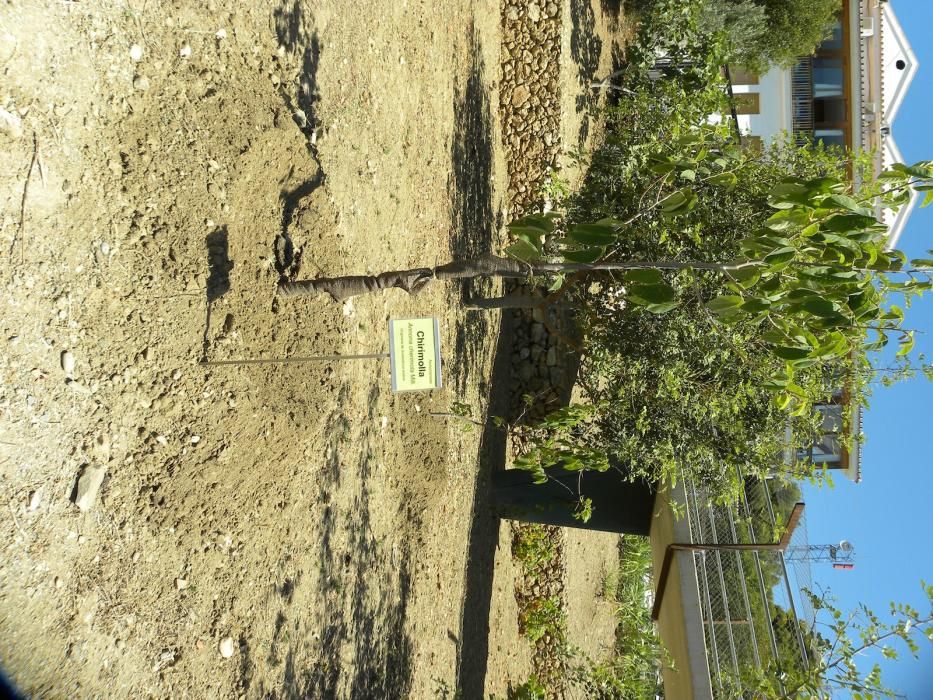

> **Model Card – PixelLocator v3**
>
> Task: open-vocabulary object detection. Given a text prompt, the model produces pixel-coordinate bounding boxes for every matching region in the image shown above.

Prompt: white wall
[732,67,792,142]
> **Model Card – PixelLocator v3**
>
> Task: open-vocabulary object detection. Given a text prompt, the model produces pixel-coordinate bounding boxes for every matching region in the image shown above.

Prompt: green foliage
[512,524,558,574]
[698,0,769,69]
[507,105,932,494]
[512,404,609,516]
[744,0,842,68]
[505,675,547,700]
[562,536,665,699]
[506,674,548,700]
[519,596,565,644]
[734,583,933,698]
[568,130,860,491]
[630,0,842,71]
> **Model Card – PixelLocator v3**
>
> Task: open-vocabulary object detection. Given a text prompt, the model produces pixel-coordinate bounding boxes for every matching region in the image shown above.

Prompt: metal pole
[201,352,390,367]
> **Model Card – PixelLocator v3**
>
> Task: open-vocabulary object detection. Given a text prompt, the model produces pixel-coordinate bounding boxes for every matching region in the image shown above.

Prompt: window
[814,98,847,124]
[734,93,760,115]
[813,57,844,98]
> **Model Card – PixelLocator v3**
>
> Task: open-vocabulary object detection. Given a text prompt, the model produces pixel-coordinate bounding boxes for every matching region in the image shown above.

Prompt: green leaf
[628,282,677,307]
[658,188,695,214]
[729,265,761,288]
[567,223,617,246]
[910,258,933,269]
[562,247,605,264]
[770,181,808,197]
[878,168,909,181]
[706,295,744,315]
[801,297,838,318]
[813,332,849,359]
[707,172,737,188]
[765,209,809,231]
[680,169,696,181]
[771,346,812,361]
[624,269,664,285]
[643,301,680,315]
[827,193,873,216]
[741,297,772,313]
[505,239,541,263]
[512,230,544,255]
[764,247,796,269]
[897,331,915,357]
[509,213,556,234]
[882,305,905,323]
[822,213,878,233]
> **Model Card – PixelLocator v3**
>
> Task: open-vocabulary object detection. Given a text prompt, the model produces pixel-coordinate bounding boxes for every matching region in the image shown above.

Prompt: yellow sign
[388,317,442,392]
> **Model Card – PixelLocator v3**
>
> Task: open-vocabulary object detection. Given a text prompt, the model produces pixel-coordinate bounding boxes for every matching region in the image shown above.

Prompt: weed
[519,596,565,643]
[512,524,556,574]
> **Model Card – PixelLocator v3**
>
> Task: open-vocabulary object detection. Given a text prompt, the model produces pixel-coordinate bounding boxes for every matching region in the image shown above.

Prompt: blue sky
[801,1,933,696]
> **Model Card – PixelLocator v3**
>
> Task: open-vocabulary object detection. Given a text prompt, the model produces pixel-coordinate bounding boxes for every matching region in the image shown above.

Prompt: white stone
[61,350,75,376]
[73,465,106,511]
[180,45,192,59]
[129,44,144,62]
[0,107,23,139]
[219,637,235,658]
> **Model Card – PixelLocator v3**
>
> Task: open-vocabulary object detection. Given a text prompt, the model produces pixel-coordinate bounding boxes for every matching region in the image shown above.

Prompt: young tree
[278,127,933,428]
[739,584,933,699]
[700,0,842,70]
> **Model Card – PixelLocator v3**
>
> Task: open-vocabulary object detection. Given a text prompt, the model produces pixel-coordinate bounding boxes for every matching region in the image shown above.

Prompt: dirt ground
[0,1,625,698]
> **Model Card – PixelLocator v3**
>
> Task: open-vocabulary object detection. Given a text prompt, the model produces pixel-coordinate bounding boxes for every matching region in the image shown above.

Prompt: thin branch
[427,411,485,427]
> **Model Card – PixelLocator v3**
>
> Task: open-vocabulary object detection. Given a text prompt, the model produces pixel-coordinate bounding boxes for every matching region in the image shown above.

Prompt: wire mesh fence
[684,476,812,698]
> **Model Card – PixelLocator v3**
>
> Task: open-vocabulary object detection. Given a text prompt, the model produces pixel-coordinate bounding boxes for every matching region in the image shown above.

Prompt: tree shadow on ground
[252,383,416,700]
[270,0,328,289]
[447,30,511,699]
[570,0,604,148]
[273,0,323,149]
[202,226,232,359]
[452,310,512,699]
[448,30,498,398]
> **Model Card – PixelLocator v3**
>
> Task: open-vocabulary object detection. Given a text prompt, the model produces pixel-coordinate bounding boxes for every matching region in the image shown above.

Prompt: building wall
[732,67,792,143]
[651,487,714,700]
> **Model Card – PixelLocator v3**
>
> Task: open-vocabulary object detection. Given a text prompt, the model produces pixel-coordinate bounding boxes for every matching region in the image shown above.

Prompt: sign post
[388,317,443,392]
[202,317,444,394]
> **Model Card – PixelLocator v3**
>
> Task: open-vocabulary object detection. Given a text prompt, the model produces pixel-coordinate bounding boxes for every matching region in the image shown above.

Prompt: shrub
[564,85,859,493]
[629,0,842,72]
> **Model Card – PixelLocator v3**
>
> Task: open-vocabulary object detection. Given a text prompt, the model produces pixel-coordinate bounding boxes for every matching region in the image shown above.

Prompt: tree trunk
[276,253,739,302]
[491,467,657,534]
[465,295,546,310]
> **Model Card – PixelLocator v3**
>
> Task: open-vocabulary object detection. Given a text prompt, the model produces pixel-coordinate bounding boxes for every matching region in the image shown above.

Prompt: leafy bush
[743,0,842,68]
[628,0,842,72]
[506,675,547,700]
[519,596,565,643]
[563,86,859,493]
[512,524,558,573]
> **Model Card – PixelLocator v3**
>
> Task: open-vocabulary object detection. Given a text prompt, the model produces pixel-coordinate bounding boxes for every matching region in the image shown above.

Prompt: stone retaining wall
[501,0,563,213]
